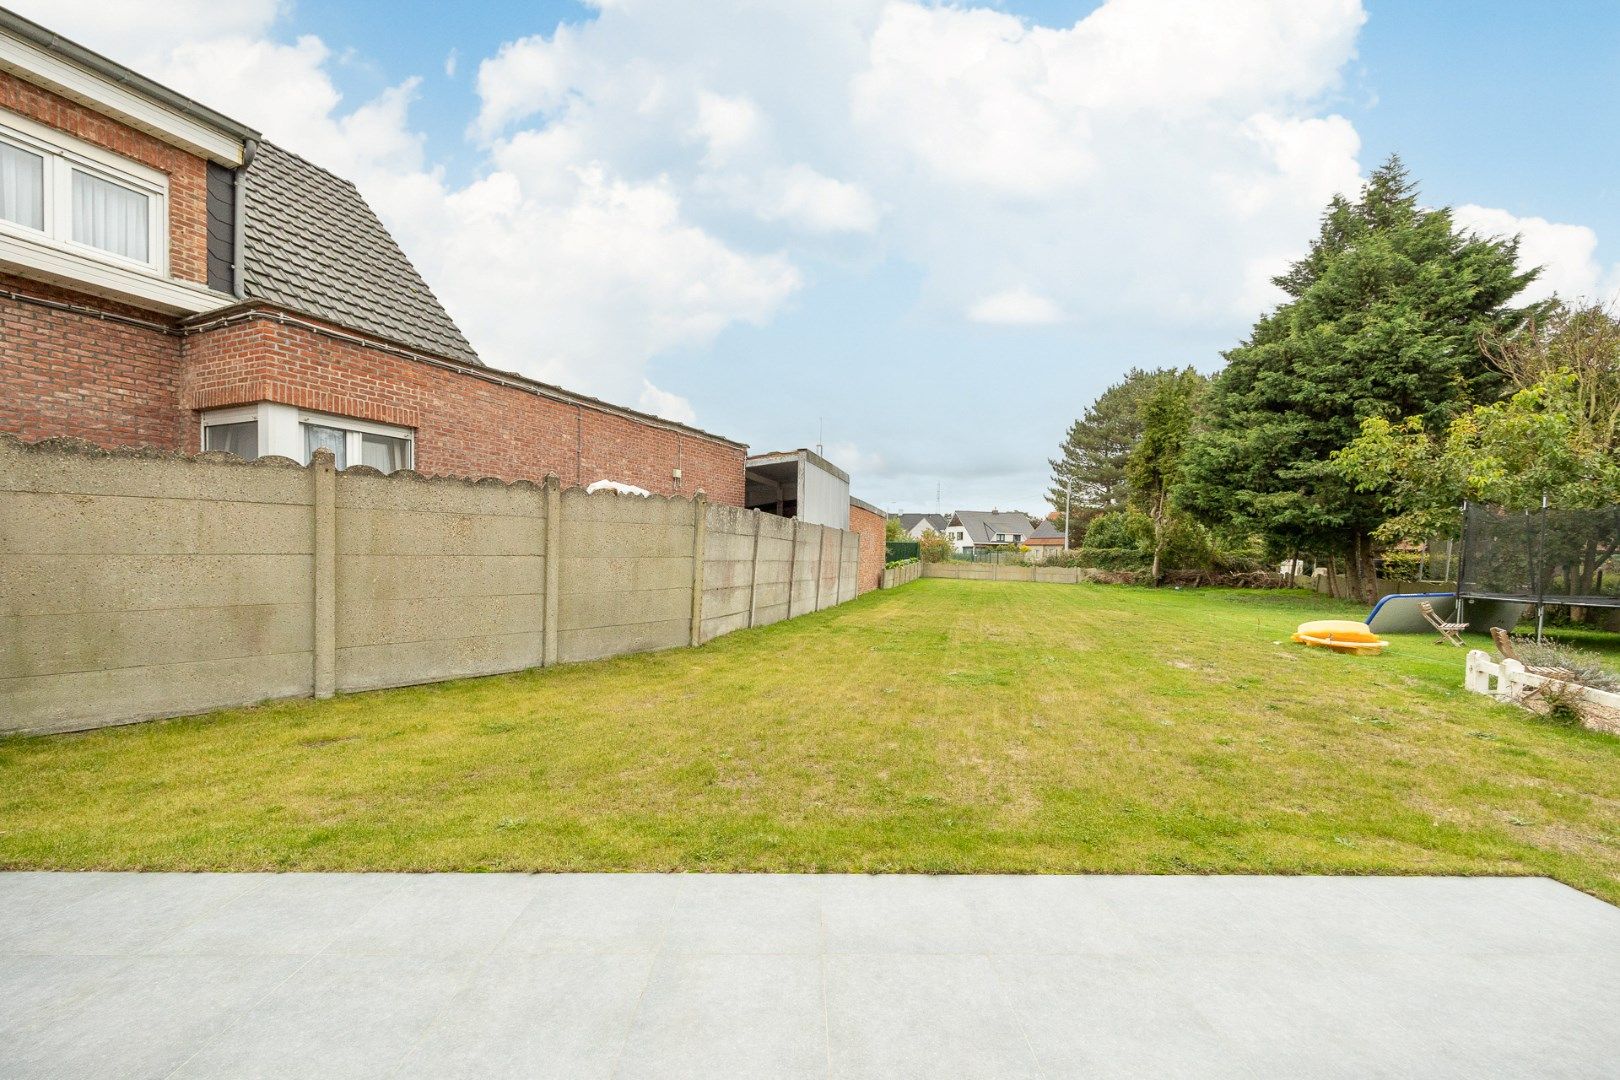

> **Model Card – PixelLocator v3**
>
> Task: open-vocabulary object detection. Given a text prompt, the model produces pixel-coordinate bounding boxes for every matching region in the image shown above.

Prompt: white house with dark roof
[944,511,1037,552]
[893,512,949,540]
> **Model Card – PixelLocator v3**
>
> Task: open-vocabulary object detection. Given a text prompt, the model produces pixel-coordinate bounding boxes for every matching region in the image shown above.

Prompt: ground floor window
[200,404,413,472]
[201,418,259,460]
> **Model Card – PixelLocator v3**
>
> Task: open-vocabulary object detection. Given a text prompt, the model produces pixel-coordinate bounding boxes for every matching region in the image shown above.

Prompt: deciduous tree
[1126,367,1206,583]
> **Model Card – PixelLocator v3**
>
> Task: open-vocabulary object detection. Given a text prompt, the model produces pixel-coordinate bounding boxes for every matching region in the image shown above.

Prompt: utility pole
[1063,474,1073,552]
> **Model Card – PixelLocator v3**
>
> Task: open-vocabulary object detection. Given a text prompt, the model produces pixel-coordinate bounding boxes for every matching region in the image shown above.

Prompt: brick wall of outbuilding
[180,310,748,504]
[849,500,885,594]
[0,72,211,285]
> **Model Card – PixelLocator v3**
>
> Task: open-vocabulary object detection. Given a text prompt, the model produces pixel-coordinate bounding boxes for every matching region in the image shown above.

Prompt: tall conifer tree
[1177,155,1540,599]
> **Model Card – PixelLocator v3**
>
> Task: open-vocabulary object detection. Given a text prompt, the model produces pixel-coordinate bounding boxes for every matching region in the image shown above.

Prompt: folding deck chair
[1419,600,1467,646]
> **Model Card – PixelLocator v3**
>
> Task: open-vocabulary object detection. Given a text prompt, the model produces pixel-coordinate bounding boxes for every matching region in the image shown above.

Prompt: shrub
[1511,637,1620,693]
[918,530,953,563]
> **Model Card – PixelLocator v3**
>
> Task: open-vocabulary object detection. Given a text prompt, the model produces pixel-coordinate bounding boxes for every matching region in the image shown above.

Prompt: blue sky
[25,0,1620,516]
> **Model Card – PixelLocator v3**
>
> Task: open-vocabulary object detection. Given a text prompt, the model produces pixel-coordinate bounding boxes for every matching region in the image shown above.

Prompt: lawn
[4,579,1619,902]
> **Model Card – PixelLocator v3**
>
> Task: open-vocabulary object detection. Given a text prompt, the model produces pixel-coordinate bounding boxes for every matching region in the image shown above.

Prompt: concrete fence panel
[2,439,315,734]
[333,469,546,694]
[749,513,797,628]
[554,487,695,664]
[1,437,863,734]
[880,561,922,589]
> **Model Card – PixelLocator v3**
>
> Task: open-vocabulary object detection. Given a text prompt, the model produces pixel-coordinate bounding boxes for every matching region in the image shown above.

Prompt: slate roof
[949,511,1035,545]
[241,142,481,366]
[897,513,949,534]
[1027,519,1065,543]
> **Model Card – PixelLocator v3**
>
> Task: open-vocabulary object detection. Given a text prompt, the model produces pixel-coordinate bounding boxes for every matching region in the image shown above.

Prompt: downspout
[231,138,259,299]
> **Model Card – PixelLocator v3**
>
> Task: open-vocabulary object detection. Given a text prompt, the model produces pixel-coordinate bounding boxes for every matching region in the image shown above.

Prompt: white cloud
[690,91,762,164]
[707,164,880,234]
[968,288,1065,325]
[9,0,803,415]
[822,440,886,476]
[1454,204,1620,308]
[638,380,697,424]
[16,0,1615,445]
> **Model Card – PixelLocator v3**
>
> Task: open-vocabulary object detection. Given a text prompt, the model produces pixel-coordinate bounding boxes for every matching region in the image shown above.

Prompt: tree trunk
[1360,532,1379,606]
[1345,531,1377,606]
[1150,486,1165,586]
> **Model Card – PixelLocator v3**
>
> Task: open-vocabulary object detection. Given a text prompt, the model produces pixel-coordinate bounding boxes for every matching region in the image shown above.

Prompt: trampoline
[1457,500,1620,637]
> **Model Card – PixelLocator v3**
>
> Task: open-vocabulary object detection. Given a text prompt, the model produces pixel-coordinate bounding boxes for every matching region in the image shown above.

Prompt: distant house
[1023,519,1066,562]
[893,512,949,540]
[945,511,1035,552]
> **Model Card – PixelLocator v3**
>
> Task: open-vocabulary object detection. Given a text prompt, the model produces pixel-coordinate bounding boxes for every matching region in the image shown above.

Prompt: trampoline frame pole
[1454,500,1468,629]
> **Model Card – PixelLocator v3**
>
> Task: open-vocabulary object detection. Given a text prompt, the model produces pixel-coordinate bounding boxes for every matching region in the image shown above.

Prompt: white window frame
[0,107,169,276]
[199,404,414,471]
[297,409,413,472]
[199,405,261,458]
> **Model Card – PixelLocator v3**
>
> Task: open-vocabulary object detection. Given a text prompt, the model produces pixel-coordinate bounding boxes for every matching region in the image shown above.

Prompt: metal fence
[946,547,1022,565]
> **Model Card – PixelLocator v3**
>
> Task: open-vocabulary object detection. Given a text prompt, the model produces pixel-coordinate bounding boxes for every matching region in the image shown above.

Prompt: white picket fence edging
[1464,649,1620,717]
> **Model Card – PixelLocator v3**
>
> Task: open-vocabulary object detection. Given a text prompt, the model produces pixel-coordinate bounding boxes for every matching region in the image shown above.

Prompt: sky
[16,0,1619,517]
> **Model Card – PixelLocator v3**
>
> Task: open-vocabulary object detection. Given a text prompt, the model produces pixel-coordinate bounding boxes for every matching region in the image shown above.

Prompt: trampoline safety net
[1459,503,1620,607]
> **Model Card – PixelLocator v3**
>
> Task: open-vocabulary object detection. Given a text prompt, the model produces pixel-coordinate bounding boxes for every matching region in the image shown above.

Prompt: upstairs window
[73,170,149,262]
[0,111,167,273]
[0,140,44,230]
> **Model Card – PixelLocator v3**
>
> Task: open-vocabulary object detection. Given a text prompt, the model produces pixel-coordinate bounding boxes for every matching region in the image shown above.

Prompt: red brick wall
[180,313,747,504]
[850,502,885,594]
[1,72,212,285]
[0,274,187,448]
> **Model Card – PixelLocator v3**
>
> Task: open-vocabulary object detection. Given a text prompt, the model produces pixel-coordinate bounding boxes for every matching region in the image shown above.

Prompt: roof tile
[241,142,481,366]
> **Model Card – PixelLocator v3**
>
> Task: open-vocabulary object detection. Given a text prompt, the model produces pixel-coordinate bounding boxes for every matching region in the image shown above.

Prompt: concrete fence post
[542,474,560,667]
[746,511,762,629]
[690,492,708,646]
[311,448,337,699]
[786,519,799,619]
[812,524,824,612]
[840,529,852,603]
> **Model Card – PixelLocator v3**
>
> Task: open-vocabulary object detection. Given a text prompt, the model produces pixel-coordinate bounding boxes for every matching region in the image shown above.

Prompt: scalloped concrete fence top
[1,436,859,735]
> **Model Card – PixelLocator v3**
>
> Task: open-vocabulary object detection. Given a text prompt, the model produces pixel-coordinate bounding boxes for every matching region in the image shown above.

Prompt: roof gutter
[231,138,258,299]
[0,9,261,144]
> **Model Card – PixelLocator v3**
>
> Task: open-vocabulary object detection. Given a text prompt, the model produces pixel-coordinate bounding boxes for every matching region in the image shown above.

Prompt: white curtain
[360,433,408,473]
[0,141,44,230]
[72,169,148,261]
[304,424,347,469]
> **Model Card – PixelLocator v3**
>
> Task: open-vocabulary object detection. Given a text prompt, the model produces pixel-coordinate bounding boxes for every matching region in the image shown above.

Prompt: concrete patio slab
[1,873,1616,1079]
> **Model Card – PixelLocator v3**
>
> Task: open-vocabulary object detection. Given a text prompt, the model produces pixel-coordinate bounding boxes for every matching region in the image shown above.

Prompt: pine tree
[1047,368,1173,540]
[1176,155,1540,601]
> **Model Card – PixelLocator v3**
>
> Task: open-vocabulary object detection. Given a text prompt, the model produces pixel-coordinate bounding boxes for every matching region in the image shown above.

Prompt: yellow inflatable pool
[1291,620,1389,655]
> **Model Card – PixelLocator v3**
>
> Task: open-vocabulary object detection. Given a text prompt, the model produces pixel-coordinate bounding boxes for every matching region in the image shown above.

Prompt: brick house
[848,496,886,594]
[0,10,746,504]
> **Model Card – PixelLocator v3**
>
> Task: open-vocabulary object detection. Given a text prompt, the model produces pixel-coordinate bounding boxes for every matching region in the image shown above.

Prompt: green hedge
[885,541,921,563]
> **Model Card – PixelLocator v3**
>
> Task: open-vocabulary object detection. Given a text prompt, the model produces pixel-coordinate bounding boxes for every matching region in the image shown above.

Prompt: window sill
[0,231,229,315]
